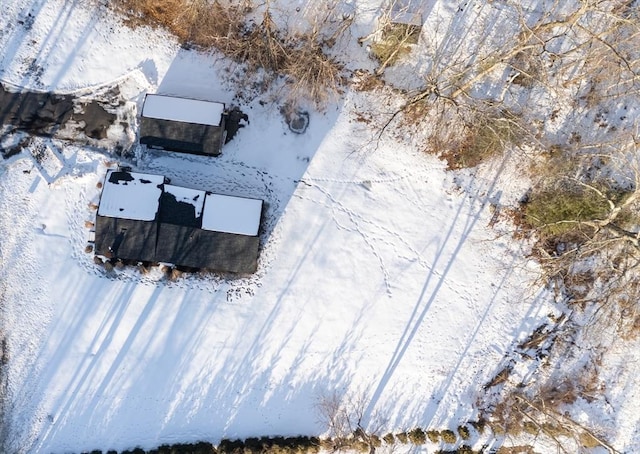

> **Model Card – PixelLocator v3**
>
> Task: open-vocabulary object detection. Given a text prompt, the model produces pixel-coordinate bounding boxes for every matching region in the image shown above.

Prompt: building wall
[140,117,225,156]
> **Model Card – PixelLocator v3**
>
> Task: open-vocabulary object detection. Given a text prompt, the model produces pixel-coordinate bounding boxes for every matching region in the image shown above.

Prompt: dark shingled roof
[94,217,158,263]
[155,225,260,274]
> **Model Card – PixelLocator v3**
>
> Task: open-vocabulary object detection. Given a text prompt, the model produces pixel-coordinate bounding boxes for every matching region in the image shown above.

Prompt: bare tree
[316,391,385,453]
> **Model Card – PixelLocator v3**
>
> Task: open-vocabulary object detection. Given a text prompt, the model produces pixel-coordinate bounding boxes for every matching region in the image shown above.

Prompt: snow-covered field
[0,0,614,453]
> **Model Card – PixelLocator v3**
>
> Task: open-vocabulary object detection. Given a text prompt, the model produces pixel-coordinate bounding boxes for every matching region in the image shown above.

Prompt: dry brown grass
[370,22,418,69]
[113,0,244,46]
[352,70,385,92]
[111,0,345,108]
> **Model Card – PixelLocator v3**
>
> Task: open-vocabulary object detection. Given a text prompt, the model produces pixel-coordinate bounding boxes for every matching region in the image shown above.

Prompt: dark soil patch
[0,84,74,136]
[224,106,248,144]
[72,102,116,140]
[0,83,120,156]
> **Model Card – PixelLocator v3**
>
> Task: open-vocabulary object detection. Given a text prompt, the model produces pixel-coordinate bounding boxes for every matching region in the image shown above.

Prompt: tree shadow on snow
[16,266,366,453]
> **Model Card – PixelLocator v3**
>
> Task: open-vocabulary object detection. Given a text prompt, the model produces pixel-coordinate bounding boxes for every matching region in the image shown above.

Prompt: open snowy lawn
[0,0,554,453]
[0,121,548,454]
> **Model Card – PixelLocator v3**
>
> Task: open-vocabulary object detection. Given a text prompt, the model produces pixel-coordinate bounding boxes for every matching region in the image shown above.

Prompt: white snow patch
[97,170,163,221]
[202,194,263,236]
[142,94,225,126]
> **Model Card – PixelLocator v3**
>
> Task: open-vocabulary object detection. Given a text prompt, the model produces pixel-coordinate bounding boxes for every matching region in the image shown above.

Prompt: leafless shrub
[284,36,344,107]
[352,70,385,92]
[315,390,385,452]
[437,107,522,169]
[508,47,545,88]
[112,0,245,47]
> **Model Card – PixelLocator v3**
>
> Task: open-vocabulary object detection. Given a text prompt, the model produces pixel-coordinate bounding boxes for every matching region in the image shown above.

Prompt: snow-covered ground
[0,0,607,453]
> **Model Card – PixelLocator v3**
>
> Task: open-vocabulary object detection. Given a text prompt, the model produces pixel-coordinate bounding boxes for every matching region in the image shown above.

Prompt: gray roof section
[94,216,158,263]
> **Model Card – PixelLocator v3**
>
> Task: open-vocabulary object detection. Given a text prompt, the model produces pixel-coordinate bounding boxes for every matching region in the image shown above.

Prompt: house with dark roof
[139,94,227,156]
[94,169,263,274]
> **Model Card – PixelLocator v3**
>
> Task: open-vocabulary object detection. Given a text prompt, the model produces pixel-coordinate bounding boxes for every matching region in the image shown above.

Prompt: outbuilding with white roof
[139,94,227,156]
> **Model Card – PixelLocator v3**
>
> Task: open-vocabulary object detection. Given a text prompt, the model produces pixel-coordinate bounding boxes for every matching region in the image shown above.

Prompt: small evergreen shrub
[440,110,520,170]
[441,430,457,444]
[244,437,262,453]
[426,430,440,443]
[353,440,370,453]
[219,439,245,454]
[523,420,539,435]
[370,434,382,448]
[396,432,408,444]
[370,23,418,67]
[408,428,426,445]
[193,441,216,454]
[434,446,477,454]
[318,438,333,450]
[457,425,470,440]
[469,419,486,434]
[524,185,616,237]
[382,433,395,445]
[579,431,601,448]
